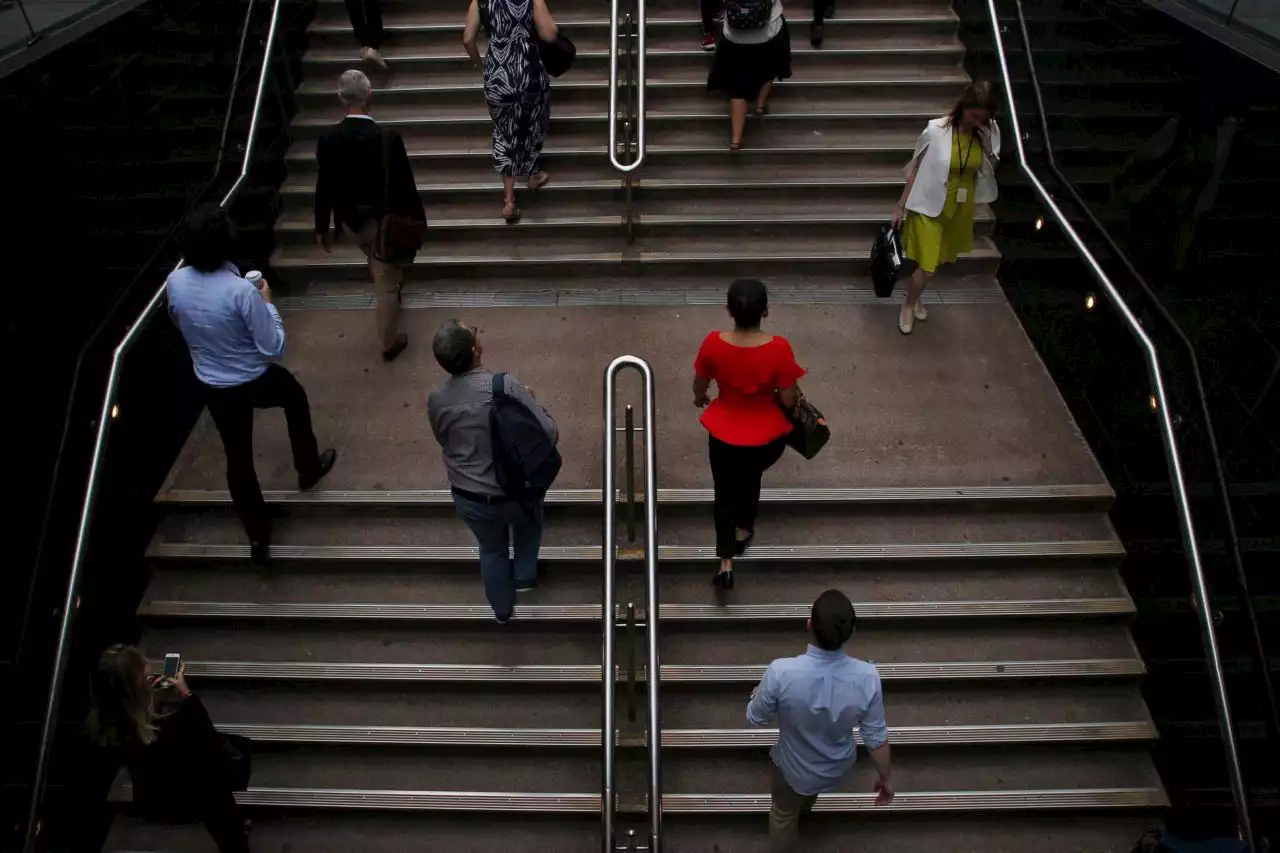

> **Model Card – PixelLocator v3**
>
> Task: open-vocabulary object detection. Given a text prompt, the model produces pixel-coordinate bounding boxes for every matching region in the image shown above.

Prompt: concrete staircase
[104,0,1170,849]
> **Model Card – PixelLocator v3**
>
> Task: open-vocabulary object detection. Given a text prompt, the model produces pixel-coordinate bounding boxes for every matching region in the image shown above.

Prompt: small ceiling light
[1034,216,1045,231]
[1084,293,1096,310]
[1149,395,1159,412]
[110,404,120,420]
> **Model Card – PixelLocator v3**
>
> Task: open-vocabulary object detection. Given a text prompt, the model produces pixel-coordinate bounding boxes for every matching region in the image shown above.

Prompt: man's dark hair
[432,319,477,375]
[811,590,856,651]
[178,203,237,273]
[727,278,769,329]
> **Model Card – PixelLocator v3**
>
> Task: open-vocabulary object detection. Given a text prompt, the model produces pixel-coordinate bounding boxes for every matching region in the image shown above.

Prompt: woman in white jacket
[891,81,1001,335]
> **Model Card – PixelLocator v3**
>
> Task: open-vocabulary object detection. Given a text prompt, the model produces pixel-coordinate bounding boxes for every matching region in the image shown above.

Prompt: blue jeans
[453,494,544,619]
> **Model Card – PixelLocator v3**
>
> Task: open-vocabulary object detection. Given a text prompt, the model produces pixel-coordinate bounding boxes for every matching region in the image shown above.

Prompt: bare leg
[755,82,773,114]
[730,99,748,147]
[899,266,932,334]
[502,175,518,222]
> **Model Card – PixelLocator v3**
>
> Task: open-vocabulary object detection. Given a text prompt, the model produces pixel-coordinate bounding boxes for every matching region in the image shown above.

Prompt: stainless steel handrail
[22,1,287,848]
[983,1,1255,847]
[602,356,661,853]
[608,0,646,173]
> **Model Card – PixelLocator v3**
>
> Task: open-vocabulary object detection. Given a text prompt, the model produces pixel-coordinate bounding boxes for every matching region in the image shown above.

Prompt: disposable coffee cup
[245,270,264,290]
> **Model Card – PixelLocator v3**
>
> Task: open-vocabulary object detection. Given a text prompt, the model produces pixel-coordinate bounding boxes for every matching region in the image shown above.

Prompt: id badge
[955,186,969,204]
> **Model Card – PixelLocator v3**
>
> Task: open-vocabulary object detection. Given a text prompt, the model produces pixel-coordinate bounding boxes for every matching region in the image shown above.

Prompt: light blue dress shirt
[167,262,285,388]
[746,645,888,796]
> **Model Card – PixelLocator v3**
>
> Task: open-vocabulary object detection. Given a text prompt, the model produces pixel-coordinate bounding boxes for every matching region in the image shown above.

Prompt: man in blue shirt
[168,205,336,564]
[747,589,894,851]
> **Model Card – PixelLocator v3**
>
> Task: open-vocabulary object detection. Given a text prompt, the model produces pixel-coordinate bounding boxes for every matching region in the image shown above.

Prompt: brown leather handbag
[374,130,426,264]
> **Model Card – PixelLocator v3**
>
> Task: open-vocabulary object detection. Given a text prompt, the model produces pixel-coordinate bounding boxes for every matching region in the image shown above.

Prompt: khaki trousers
[769,762,819,853]
[348,218,405,352]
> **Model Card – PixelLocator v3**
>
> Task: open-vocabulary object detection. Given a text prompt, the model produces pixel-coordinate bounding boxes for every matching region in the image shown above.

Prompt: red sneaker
[701,33,716,50]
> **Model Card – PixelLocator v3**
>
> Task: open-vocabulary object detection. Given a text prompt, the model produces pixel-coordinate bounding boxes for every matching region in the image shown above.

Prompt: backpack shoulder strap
[491,372,507,401]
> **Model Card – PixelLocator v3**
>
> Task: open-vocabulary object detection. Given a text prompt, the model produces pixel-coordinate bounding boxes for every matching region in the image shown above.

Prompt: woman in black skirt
[707,0,792,150]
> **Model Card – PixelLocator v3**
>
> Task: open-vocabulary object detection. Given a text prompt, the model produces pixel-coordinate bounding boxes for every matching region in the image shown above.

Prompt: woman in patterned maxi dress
[464,0,557,224]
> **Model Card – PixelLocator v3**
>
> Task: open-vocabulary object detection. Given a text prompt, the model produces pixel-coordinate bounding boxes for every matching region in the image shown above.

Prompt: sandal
[730,140,743,151]
[503,201,521,224]
[755,104,769,117]
[527,171,550,191]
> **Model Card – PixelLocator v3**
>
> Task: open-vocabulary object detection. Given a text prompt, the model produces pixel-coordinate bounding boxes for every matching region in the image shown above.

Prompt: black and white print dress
[483,0,550,177]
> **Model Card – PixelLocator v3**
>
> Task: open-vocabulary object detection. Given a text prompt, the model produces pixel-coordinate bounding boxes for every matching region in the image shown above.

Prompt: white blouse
[903,116,1002,218]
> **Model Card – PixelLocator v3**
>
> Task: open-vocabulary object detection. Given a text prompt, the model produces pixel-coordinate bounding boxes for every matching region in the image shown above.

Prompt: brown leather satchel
[374,130,426,264]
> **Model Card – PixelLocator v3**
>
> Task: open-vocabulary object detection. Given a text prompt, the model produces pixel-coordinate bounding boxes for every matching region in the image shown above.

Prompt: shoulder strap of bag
[478,0,491,37]
[491,372,507,402]
[381,128,391,216]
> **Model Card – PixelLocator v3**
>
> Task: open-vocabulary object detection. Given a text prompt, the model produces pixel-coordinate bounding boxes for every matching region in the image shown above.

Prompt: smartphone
[161,653,181,680]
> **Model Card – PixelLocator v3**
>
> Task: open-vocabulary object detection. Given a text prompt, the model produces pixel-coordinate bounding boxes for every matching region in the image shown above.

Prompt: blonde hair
[87,644,159,748]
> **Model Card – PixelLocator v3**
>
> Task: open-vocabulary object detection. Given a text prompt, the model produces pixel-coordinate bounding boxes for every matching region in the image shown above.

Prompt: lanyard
[954,129,978,176]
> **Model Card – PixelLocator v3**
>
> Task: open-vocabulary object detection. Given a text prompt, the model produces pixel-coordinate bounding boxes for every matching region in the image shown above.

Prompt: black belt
[452,487,515,505]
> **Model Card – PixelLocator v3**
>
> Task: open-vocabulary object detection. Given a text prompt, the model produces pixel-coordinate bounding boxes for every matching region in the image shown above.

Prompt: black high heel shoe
[733,532,754,557]
[712,568,735,590]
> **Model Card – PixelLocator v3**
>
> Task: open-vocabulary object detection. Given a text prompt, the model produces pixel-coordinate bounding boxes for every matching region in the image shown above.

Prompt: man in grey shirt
[427,320,558,623]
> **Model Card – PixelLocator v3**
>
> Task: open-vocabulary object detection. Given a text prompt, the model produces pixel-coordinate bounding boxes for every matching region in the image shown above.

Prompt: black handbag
[783,394,830,460]
[219,733,252,792]
[870,223,903,297]
[374,130,426,265]
[539,33,576,77]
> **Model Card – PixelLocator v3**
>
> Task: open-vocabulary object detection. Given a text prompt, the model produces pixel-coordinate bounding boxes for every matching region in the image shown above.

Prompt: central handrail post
[602,355,661,853]
[609,0,646,245]
[983,0,1255,847]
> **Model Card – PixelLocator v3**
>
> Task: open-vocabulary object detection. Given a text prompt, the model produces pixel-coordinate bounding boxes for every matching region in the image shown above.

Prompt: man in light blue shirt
[747,589,894,851]
[167,204,336,564]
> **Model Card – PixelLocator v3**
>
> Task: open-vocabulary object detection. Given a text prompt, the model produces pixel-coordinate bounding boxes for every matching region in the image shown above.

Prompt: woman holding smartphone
[891,81,1001,335]
[88,645,252,852]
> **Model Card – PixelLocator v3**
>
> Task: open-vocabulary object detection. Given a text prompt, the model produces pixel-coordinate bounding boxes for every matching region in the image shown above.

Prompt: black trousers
[205,364,320,545]
[700,0,719,35]
[201,791,249,853]
[344,0,384,48]
[708,435,788,559]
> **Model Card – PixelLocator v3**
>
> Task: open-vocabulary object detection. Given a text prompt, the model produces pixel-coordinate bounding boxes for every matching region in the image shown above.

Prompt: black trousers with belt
[205,364,321,545]
[343,0,384,48]
[708,434,788,559]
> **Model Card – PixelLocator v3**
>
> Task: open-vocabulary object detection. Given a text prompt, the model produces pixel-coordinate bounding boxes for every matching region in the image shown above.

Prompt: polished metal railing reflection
[984,0,1256,847]
[22,2,288,849]
[602,356,661,853]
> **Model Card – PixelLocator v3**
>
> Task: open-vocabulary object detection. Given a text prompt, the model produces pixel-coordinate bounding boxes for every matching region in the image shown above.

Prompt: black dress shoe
[250,540,272,567]
[299,448,337,491]
[382,333,409,362]
[712,568,735,590]
[810,23,824,47]
[733,532,754,556]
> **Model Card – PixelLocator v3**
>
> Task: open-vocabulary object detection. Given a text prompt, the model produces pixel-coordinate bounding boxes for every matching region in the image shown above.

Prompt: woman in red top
[693,279,805,589]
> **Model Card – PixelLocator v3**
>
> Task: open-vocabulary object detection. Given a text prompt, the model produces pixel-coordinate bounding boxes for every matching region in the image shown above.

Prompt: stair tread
[150,507,1118,550]
[142,564,1129,613]
[160,304,1105,494]
[205,720,1156,746]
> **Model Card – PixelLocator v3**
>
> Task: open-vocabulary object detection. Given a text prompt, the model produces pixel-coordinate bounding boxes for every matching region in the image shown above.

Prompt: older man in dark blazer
[315,69,425,362]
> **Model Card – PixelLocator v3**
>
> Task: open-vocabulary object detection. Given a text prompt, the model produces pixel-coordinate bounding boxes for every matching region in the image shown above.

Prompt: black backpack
[490,373,562,498]
[870,224,903,297]
[724,0,772,30]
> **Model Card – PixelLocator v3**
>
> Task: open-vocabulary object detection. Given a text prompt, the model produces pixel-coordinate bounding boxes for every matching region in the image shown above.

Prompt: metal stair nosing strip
[111,785,601,812]
[662,788,1169,812]
[145,540,1125,562]
[307,14,960,37]
[138,598,1136,621]
[211,721,1157,747]
[165,658,1144,682]
[156,483,1114,507]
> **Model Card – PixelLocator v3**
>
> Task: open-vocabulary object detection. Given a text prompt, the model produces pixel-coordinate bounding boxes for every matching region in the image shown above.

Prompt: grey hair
[337,69,372,107]
[432,319,477,375]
